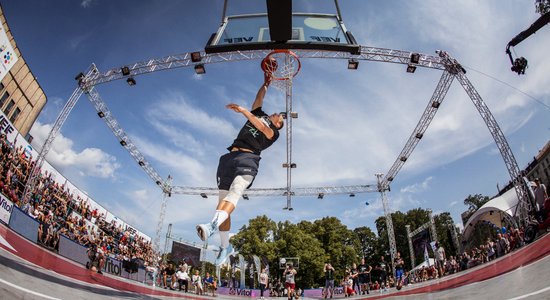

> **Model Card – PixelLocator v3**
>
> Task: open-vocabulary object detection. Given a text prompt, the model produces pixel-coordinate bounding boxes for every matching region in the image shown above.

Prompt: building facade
[0,4,47,140]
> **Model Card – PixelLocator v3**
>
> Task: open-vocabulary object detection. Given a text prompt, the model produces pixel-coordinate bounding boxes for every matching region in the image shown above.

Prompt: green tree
[353,226,378,263]
[276,220,326,289]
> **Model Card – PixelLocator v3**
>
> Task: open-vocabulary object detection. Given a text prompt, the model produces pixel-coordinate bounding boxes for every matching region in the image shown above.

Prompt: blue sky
[2,0,549,253]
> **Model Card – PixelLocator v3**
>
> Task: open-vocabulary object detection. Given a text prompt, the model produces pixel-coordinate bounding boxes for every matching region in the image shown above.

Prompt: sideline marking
[0,277,61,300]
[507,286,550,300]
[0,235,16,252]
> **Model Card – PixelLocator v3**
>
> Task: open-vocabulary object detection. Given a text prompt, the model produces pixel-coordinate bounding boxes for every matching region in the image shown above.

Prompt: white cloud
[449,201,458,207]
[81,0,94,8]
[30,122,120,179]
[400,177,433,194]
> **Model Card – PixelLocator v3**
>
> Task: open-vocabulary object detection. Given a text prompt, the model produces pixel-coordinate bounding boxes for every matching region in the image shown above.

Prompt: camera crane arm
[506,1,550,74]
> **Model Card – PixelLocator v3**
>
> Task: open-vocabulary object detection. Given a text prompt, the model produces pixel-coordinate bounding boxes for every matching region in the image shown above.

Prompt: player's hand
[226,103,245,113]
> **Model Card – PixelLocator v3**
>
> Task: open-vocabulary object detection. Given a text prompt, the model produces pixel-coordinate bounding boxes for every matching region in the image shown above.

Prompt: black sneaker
[97,270,103,274]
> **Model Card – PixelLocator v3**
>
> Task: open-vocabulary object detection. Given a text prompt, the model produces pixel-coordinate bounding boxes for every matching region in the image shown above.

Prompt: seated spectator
[203,272,216,296]
[191,270,203,295]
[163,263,176,290]
[175,266,189,292]
[86,241,105,274]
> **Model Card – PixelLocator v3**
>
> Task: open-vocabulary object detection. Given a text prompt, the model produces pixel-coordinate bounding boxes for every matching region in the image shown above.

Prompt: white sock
[211,210,229,228]
[220,231,230,249]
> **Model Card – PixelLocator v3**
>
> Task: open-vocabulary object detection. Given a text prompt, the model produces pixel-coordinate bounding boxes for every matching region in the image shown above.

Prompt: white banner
[0,193,14,224]
[0,21,19,82]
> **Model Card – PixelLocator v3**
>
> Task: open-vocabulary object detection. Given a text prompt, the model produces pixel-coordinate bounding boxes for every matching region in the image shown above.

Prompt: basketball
[261,57,278,72]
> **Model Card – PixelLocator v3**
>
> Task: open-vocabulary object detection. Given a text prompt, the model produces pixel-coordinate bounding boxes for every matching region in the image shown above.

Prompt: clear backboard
[205,13,360,54]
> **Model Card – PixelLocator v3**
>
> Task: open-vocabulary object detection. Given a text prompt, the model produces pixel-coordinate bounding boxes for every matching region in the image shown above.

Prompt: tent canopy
[462,188,520,240]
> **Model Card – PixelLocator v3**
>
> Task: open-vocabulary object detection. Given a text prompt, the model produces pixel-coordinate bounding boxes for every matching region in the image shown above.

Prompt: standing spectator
[375,256,389,290]
[349,263,360,294]
[357,258,372,295]
[533,178,548,212]
[495,233,509,258]
[283,263,297,300]
[259,267,269,299]
[394,252,405,287]
[323,263,335,299]
[434,243,446,277]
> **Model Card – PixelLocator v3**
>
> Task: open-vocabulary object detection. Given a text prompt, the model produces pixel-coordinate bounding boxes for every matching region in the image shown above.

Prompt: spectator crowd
[0,133,155,274]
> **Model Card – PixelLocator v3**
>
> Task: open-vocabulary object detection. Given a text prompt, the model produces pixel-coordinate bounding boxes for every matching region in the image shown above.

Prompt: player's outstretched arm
[251,75,272,110]
[226,103,274,139]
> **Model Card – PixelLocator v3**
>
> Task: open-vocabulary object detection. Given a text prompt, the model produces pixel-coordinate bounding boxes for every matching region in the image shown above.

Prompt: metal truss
[80,46,446,88]
[381,70,455,189]
[85,82,169,193]
[170,184,378,197]
[22,45,531,264]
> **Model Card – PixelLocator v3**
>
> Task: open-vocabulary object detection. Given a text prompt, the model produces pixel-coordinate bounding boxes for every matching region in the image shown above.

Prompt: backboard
[205,13,360,54]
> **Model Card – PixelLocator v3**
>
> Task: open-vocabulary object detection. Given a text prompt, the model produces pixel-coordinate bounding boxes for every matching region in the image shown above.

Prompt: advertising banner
[0,21,18,82]
[0,193,14,224]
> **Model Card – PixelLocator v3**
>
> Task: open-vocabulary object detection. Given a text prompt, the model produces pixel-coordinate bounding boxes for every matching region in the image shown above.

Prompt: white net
[262,50,300,91]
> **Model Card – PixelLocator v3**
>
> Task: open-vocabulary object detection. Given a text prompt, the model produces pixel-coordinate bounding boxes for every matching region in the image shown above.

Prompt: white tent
[462,188,520,240]
[412,258,435,271]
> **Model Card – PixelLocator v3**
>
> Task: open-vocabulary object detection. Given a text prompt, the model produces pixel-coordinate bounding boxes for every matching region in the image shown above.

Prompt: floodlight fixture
[121,66,131,76]
[156,181,162,186]
[348,58,359,70]
[400,156,407,162]
[318,193,324,199]
[349,193,355,197]
[406,64,417,73]
[415,133,423,139]
[243,194,249,200]
[194,64,206,74]
[75,72,84,81]
[120,140,127,147]
[200,193,208,199]
[127,77,137,86]
[191,51,202,62]
[290,112,298,118]
[410,53,420,64]
[97,111,105,118]
[138,161,145,166]
[431,101,441,108]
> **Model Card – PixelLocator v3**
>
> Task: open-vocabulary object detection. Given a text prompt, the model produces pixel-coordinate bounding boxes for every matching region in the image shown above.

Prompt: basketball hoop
[261,50,301,91]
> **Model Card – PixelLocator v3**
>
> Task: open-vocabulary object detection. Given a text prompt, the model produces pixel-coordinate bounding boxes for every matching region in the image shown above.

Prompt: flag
[424,245,430,266]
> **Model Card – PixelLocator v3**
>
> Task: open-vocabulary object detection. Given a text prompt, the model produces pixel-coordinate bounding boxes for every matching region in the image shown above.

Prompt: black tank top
[228,107,280,155]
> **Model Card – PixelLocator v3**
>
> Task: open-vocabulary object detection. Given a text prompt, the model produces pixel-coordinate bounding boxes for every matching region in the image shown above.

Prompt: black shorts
[217,152,260,190]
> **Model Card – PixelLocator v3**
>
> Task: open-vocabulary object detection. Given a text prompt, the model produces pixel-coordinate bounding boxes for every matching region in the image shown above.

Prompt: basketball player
[196,73,284,265]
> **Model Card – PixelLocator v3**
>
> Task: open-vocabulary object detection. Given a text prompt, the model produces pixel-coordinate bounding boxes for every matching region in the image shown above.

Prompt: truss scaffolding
[22,46,532,266]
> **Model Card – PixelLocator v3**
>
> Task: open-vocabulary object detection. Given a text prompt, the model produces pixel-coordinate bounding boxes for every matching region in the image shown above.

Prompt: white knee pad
[224,175,253,206]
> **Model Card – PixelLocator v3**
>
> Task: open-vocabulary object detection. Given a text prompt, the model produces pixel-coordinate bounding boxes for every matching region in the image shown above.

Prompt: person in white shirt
[191,270,203,295]
[175,266,190,292]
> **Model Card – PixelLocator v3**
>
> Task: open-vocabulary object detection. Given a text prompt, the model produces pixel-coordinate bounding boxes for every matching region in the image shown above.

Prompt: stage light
[406,64,417,73]
[400,156,407,162]
[349,193,355,197]
[194,64,206,74]
[191,52,202,62]
[121,66,131,76]
[290,112,298,118]
[97,111,105,118]
[410,53,420,64]
[243,194,249,200]
[200,193,208,199]
[431,102,441,108]
[348,59,359,70]
[120,140,127,146]
[138,161,145,166]
[318,193,324,199]
[75,72,84,81]
[156,181,162,186]
[415,133,423,139]
[127,77,136,86]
